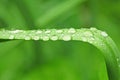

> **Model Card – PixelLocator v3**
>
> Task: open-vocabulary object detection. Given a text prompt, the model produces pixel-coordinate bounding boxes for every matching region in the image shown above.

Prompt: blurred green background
[0,0,120,80]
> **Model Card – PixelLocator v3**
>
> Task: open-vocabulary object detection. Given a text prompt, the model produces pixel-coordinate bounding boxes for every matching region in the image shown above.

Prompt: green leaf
[0,27,119,80]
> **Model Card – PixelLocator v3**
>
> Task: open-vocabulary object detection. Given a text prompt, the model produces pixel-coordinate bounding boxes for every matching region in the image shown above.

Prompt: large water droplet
[42,36,49,41]
[62,35,71,41]
[9,35,14,39]
[101,31,108,37]
[32,36,40,40]
[50,36,58,41]
[68,28,76,33]
[25,36,31,40]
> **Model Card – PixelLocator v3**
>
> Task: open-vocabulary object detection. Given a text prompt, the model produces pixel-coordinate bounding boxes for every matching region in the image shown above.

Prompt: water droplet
[36,30,42,34]
[42,36,49,41]
[89,37,95,43]
[32,36,40,40]
[9,35,14,39]
[84,31,93,37]
[101,32,108,37]
[25,36,31,40]
[62,35,71,41]
[50,36,58,41]
[90,27,97,31]
[45,30,51,34]
[68,28,76,33]
[56,30,63,33]
[11,30,23,33]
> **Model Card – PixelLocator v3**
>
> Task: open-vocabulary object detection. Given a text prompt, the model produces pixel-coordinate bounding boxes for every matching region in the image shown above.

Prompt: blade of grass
[0,28,119,80]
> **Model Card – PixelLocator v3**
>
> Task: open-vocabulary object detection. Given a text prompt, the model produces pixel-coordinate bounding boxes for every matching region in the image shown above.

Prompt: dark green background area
[0,0,120,80]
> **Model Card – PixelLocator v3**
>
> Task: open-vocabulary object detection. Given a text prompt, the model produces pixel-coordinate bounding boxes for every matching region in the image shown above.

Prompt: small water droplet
[50,36,58,41]
[32,36,40,40]
[42,36,49,41]
[89,37,95,43]
[56,30,63,33]
[11,30,23,33]
[36,30,42,34]
[45,30,51,34]
[25,36,31,40]
[84,31,93,37]
[68,28,76,33]
[9,35,14,39]
[62,35,71,41]
[90,27,97,31]
[101,32,108,37]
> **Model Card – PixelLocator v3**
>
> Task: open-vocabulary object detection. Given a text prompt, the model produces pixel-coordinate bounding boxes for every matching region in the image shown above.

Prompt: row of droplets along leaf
[0,28,108,42]
[1,28,120,67]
